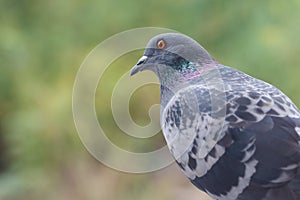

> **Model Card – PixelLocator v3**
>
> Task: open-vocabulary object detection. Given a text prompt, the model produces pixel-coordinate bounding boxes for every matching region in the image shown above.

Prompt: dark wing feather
[238,183,298,200]
[235,115,300,200]
[227,92,300,200]
[191,127,257,199]
[289,170,300,198]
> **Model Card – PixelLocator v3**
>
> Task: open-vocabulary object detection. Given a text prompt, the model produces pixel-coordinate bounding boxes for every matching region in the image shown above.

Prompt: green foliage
[0,0,299,199]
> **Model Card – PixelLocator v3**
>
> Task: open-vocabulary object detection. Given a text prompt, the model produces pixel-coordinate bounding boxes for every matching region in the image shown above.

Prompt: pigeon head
[130,33,216,82]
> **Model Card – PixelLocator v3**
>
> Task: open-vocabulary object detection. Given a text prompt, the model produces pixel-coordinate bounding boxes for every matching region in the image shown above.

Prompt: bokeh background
[1,1,300,200]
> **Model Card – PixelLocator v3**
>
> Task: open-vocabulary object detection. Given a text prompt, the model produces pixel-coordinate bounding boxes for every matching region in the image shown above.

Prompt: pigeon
[130,33,300,200]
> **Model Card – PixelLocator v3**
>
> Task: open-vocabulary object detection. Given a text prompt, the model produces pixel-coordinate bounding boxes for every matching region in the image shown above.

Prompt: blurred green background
[1,0,300,200]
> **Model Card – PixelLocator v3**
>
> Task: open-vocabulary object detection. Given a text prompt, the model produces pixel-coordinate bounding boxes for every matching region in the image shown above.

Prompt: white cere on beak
[136,56,148,65]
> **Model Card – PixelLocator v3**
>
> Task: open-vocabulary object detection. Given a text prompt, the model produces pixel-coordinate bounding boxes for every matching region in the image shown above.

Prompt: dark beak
[130,56,148,76]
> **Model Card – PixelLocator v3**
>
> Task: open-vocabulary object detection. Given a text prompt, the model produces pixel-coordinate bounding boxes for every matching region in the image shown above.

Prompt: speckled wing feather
[161,65,300,200]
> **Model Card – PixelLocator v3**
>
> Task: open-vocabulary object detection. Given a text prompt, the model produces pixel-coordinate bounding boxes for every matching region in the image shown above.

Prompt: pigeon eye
[157,39,166,49]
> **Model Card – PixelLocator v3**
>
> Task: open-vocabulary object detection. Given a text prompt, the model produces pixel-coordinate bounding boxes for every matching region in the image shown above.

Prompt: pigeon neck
[159,63,218,109]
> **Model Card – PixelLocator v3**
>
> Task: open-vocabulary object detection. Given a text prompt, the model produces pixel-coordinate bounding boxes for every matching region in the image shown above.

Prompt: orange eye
[157,39,166,49]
